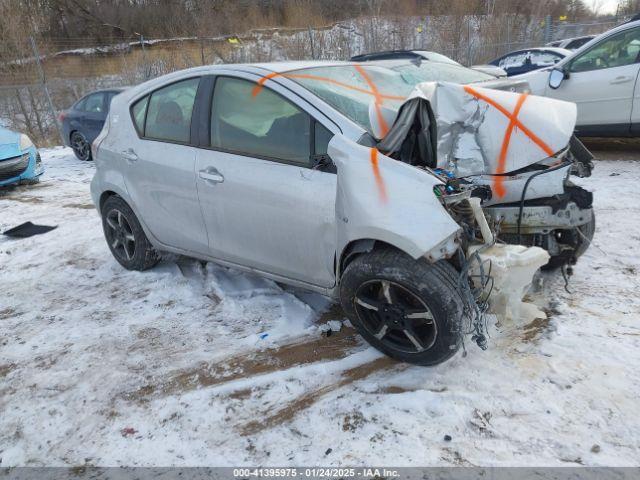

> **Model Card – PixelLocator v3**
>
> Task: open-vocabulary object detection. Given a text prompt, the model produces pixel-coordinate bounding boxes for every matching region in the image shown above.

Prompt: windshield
[290,62,493,133]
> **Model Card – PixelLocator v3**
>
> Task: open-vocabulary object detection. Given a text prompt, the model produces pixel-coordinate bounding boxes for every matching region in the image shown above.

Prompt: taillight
[92,114,110,160]
[57,111,66,122]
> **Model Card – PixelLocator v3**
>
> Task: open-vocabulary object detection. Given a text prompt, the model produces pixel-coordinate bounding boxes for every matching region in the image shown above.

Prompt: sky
[588,0,621,14]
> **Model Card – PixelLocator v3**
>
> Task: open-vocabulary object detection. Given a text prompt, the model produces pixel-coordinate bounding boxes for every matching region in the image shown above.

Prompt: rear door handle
[199,167,224,184]
[610,76,633,85]
[121,149,138,162]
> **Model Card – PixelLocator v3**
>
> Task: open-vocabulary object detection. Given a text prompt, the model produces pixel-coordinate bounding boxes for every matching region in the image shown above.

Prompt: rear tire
[70,131,92,161]
[101,195,160,271]
[340,247,464,366]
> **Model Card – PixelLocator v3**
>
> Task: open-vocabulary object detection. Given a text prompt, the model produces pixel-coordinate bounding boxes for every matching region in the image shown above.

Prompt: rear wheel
[70,131,91,161]
[101,195,160,271]
[340,248,464,366]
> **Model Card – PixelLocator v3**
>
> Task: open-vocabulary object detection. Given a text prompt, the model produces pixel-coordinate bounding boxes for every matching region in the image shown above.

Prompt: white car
[516,20,640,136]
[546,35,596,50]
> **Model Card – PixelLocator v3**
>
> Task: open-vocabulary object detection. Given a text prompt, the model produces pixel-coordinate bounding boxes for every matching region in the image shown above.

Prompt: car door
[122,77,209,254]
[195,74,338,287]
[547,26,640,129]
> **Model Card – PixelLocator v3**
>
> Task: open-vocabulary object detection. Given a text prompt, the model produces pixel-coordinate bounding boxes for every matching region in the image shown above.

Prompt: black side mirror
[310,154,336,173]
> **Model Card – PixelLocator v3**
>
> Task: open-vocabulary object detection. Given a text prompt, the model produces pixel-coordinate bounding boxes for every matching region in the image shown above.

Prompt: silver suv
[90,61,531,365]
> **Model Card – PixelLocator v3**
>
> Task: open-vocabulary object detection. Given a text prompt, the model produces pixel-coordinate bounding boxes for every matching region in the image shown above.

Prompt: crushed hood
[377,81,577,176]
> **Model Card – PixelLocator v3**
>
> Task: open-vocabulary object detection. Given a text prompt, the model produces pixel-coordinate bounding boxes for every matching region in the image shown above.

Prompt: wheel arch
[338,239,408,281]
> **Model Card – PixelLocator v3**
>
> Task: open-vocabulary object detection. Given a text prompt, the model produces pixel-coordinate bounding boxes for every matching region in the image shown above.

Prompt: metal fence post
[467,17,472,66]
[544,15,553,44]
[30,36,64,145]
[308,27,316,59]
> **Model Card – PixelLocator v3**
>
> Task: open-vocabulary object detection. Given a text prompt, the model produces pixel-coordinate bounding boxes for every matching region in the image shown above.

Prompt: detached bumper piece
[0,153,30,182]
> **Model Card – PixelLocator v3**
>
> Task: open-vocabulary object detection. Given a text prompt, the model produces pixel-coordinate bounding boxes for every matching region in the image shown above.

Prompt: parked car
[60,88,125,161]
[488,47,571,76]
[516,19,640,136]
[0,127,43,187]
[91,60,594,365]
[547,35,596,50]
[351,50,508,77]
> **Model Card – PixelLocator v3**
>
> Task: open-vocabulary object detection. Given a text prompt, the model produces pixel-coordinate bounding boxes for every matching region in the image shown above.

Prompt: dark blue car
[60,88,125,160]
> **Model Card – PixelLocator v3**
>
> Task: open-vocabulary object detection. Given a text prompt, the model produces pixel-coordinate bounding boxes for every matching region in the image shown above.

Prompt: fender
[328,135,461,263]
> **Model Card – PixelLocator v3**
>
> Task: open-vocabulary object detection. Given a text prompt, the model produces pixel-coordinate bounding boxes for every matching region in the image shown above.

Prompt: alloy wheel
[353,279,438,354]
[105,209,136,262]
[71,133,90,160]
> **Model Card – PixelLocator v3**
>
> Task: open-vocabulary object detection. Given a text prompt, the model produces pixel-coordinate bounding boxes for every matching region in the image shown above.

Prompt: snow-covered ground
[1,147,639,467]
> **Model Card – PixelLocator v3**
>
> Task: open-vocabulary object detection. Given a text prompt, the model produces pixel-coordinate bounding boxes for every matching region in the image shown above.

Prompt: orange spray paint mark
[370,148,388,203]
[494,92,529,198]
[354,65,390,137]
[251,71,405,103]
[463,86,555,199]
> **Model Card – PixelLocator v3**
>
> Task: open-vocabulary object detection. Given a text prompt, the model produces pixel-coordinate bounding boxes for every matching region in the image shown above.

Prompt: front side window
[210,77,311,165]
[82,93,105,113]
[570,28,640,72]
[144,78,199,143]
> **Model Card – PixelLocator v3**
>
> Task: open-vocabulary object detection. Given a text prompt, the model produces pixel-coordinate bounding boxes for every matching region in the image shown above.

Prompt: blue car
[0,127,43,187]
[60,88,125,161]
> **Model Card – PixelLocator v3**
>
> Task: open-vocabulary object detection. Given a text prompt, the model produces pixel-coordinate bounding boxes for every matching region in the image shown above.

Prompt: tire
[70,131,92,161]
[340,247,464,366]
[101,195,160,271]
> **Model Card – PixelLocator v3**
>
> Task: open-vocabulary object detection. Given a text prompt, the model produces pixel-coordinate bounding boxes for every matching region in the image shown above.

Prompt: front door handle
[199,167,224,184]
[121,148,138,163]
[610,75,633,85]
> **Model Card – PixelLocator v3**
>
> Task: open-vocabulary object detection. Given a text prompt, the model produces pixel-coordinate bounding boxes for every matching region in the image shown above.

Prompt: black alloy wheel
[71,131,91,161]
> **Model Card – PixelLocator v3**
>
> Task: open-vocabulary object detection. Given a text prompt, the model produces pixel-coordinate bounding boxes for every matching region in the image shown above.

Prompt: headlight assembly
[19,134,34,151]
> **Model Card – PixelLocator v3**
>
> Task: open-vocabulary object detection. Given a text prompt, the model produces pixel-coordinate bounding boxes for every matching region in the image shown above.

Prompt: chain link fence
[0,14,623,146]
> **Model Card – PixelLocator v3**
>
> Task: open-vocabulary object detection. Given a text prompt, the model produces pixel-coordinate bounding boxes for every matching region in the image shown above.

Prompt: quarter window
[570,28,640,73]
[144,78,199,143]
[131,95,149,135]
[210,77,311,165]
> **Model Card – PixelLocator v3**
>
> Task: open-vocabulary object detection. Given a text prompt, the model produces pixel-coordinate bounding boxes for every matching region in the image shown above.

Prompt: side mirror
[549,68,566,89]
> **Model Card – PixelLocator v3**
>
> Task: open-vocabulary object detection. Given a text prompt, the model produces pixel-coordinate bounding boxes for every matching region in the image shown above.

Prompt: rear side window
[210,77,311,165]
[79,93,105,113]
[131,96,149,135]
[143,78,200,143]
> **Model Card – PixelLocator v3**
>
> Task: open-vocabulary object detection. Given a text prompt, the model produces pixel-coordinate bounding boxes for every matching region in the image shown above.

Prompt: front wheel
[340,248,464,366]
[101,195,160,271]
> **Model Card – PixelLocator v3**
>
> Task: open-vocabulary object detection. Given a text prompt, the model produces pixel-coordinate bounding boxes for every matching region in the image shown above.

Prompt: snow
[1,147,639,467]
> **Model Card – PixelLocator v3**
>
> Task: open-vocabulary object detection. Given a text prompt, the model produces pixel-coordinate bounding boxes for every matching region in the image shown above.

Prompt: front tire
[340,248,464,366]
[70,131,92,161]
[101,195,160,271]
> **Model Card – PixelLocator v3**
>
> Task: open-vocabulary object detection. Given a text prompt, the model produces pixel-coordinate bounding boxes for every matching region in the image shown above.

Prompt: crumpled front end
[376,81,595,269]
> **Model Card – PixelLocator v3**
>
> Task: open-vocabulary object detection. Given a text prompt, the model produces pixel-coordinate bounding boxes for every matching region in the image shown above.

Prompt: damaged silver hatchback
[91,60,593,365]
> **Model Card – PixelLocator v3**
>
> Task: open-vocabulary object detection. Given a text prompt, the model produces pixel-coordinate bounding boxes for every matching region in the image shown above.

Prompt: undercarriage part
[486,184,595,269]
[515,160,572,243]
